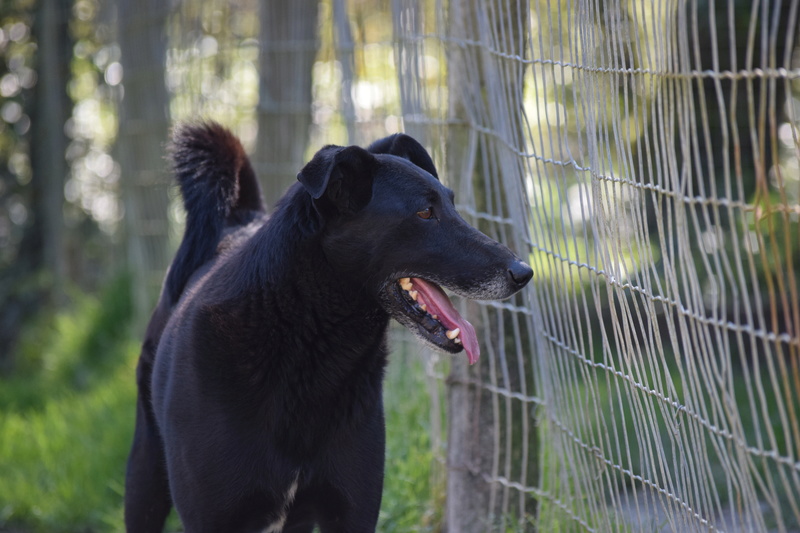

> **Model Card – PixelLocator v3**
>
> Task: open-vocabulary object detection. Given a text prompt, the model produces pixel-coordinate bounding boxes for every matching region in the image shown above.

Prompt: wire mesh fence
[390,0,800,530]
[119,0,800,530]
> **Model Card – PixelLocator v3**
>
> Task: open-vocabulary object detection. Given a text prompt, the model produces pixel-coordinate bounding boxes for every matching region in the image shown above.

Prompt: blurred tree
[30,0,70,292]
[0,0,71,371]
[0,6,32,370]
[117,0,171,329]
[63,0,125,287]
[254,0,319,207]
[632,0,796,285]
[687,0,797,330]
[333,0,356,144]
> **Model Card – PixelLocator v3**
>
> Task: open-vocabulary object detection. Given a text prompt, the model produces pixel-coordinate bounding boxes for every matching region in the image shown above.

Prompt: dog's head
[297,134,532,364]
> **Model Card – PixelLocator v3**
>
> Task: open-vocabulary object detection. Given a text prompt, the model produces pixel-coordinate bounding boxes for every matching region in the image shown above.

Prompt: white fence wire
[388,0,800,531]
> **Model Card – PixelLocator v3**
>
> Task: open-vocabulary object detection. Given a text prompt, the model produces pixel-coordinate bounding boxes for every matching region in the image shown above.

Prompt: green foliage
[0,5,37,269]
[1,275,133,411]
[538,349,800,530]
[0,361,136,531]
[0,275,137,532]
[380,345,445,532]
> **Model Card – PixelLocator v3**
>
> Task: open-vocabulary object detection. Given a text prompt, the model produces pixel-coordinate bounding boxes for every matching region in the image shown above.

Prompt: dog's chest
[262,472,300,533]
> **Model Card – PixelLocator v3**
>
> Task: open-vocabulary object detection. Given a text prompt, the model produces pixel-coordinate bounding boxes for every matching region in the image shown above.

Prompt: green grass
[0,280,442,532]
[0,276,137,532]
[536,348,800,531]
[0,360,137,531]
[380,337,445,532]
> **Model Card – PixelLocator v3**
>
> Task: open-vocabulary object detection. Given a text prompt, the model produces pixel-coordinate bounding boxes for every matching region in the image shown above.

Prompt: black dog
[124,122,532,532]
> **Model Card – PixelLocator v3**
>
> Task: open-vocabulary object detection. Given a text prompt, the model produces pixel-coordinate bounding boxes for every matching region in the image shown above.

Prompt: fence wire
[390,0,800,531]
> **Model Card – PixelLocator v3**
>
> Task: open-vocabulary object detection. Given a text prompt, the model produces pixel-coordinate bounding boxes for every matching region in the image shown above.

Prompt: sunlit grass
[0,276,137,532]
[0,357,137,532]
[381,335,445,532]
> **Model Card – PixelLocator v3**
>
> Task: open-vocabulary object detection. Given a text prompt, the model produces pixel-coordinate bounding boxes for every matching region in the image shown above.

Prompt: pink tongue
[410,278,480,365]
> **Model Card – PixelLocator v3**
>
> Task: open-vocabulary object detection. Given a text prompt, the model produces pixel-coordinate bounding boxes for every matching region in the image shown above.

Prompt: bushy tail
[163,121,264,304]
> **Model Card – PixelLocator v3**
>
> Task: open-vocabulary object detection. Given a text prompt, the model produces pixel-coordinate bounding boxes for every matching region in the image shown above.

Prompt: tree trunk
[31,0,69,295]
[117,0,171,331]
[333,0,356,145]
[0,0,71,371]
[255,0,319,208]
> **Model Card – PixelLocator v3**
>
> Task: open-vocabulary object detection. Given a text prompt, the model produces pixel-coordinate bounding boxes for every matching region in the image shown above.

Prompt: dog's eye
[417,207,433,220]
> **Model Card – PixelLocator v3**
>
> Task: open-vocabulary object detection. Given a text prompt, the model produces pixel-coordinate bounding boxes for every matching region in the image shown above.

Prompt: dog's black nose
[508,261,533,288]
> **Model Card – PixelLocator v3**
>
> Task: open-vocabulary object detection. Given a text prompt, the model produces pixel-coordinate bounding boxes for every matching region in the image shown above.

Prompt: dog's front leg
[314,406,386,533]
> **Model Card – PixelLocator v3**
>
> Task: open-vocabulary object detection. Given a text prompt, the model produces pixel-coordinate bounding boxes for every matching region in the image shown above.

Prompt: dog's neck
[216,185,391,371]
[204,189,391,445]
[254,185,385,318]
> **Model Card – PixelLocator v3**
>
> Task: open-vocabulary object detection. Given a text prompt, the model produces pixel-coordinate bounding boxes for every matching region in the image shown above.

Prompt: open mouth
[389,277,480,364]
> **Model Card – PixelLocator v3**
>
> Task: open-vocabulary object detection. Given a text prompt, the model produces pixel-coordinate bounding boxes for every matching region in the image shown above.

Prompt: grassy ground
[0,278,442,532]
[0,277,137,532]
[381,336,445,532]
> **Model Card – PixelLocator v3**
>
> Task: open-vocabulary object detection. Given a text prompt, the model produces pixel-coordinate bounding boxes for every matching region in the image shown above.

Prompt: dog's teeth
[446,328,460,340]
[409,290,418,301]
[419,303,427,312]
[454,337,462,344]
[400,278,413,291]
[431,314,438,320]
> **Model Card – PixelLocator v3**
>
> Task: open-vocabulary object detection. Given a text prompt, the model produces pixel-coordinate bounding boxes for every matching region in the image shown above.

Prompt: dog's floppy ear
[367,133,439,180]
[297,144,377,216]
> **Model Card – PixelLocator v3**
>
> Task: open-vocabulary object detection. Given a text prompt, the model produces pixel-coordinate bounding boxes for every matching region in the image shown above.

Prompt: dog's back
[124,123,265,532]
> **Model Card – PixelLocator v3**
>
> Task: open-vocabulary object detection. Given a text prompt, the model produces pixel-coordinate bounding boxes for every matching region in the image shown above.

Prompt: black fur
[366,133,438,178]
[124,122,532,532]
[164,122,264,304]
